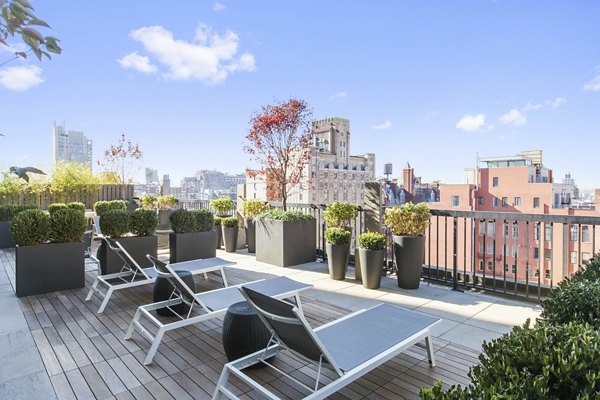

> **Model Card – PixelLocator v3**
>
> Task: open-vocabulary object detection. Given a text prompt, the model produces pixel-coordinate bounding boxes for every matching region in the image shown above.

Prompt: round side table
[152,270,195,316]
[222,301,271,367]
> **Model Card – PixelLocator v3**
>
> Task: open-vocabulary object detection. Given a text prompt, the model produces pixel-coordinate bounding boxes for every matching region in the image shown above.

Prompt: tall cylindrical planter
[393,235,425,289]
[214,226,222,249]
[222,226,238,253]
[359,248,384,289]
[245,218,256,253]
[326,243,350,280]
[158,209,172,230]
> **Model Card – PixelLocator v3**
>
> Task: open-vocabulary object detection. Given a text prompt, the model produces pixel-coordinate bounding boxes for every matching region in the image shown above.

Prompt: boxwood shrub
[213,216,222,226]
[99,209,130,238]
[48,203,68,215]
[10,209,50,246]
[541,278,600,328]
[210,196,235,216]
[325,227,351,245]
[50,208,86,243]
[420,320,600,399]
[255,209,314,221]
[222,216,239,228]
[94,200,127,217]
[193,209,214,232]
[67,202,86,215]
[170,209,197,234]
[571,254,600,282]
[358,231,387,250]
[0,204,37,221]
[130,208,158,237]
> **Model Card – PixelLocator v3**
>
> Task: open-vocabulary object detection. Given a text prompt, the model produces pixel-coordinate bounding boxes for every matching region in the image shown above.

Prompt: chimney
[403,162,414,194]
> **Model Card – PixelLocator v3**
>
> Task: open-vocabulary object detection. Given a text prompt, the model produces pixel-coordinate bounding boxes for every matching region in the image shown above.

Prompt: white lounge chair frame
[213,288,440,400]
[85,239,232,313]
[125,256,312,365]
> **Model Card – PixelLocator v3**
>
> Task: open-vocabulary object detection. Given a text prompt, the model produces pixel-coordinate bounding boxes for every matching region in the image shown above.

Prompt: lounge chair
[125,255,312,365]
[85,239,233,313]
[213,286,440,400]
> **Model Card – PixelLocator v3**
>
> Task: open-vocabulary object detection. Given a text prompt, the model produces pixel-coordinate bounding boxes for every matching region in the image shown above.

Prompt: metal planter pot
[358,248,384,289]
[393,235,425,289]
[222,226,238,253]
[245,219,256,253]
[169,231,217,263]
[255,219,316,267]
[158,209,172,230]
[0,220,15,248]
[97,235,158,275]
[214,227,223,249]
[326,243,350,280]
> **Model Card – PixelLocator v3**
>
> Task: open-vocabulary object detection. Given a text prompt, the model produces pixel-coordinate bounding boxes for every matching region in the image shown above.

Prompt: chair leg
[220,268,228,287]
[85,279,98,301]
[97,287,113,314]
[213,366,232,400]
[425,335,436,367]
[124,308,142,339]
[144,328,166,365]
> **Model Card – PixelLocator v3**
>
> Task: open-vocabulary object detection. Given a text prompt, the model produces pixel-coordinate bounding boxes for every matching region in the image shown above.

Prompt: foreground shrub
[571,254,600,282]
[324,227,351,245]
[50,208,86,243]
[67,202,86,215]
[358,231,387,250]
[222,216,239,228]
[420,320,600,399]
[48,203,68,215]
[541,278,600,328]
[242,199,269,219]
[213,216,222,226]
[94,200,126,217]
[0,204,37,221]
[255,209,314,221]
[210,196,235,216]
[323,201,358,227]
[10,209,50,246]
[100,210,130,238]
[170,209,196,234]
[130,208,158,236]
[193,209,214,232]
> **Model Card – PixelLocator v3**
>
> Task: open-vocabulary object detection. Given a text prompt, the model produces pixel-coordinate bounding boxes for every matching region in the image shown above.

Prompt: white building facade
[52,122,93,167]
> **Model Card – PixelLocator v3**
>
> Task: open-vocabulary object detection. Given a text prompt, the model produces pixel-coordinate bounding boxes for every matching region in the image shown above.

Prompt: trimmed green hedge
[48,203,68,215]
[222,216,239,228]
[94,200,127,217]
[50,208,86,243]
[130,208,158,237]
[67,202,86,215]
[10,209,50,246]
[213,216,222,226]
[325,227,351,245]
[358,231,387,250]
[170,209,197,234]
[193,209,214,232]
[255,209,314,221]
[99,209,130,238]
[0,204,37,221]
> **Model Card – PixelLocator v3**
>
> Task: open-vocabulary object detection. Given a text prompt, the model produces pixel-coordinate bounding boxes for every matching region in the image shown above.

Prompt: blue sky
[1,0,599,189]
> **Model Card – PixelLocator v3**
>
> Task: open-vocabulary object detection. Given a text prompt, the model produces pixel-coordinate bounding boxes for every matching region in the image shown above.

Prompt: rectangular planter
[0,220,15,248]
[169,231,217,263]
[16,241,85,297]
[97,236,158,275]
[255,219,316,267]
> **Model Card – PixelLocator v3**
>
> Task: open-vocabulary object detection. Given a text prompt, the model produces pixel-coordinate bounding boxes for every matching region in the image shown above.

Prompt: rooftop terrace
[0,246,541,399]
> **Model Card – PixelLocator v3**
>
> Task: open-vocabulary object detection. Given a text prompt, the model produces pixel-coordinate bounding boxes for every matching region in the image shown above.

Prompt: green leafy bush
[130,208,158,236]
[213,216,222,226]
[210,196,235,216]
[170,209,197,234]
[571,254,600,282]
[94,200,127,216]
[358,231,387,250]
[325,227,351,245]
[323,201,358,227]
[541,278,600,328]
[242,199,270,219]
[50,208,86,243]
[99,209,130,238]
[67,202,86,215]
[140,195,157,208]
[222,216,239,228]
[193,209,214,232]
[157,195,178,210]
[0,204,37,221]
[384,202,431,236]
[48,203,67,215]
[254,209,314,221]
[10,209,50,246]
[420,320,600,399]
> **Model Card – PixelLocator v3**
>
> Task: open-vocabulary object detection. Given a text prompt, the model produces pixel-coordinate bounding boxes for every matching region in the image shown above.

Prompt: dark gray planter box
[158,210,171,230]
[326,243,350,280]
[0,220,15,248]
[222,226,238,253]
[169,231,217,263]
[16,241,85,297]
[393,235,425,289]
[245,219,256,253]
[359,248,384,289]
[214,227,223,249]
[255,219,316,267]
[97,236,158,275]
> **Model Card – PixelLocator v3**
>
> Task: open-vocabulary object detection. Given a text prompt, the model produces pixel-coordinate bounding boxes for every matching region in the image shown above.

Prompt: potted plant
[12,208,86,297]
[222,216,239,253]
[157,195,178,230]
[357,232,387,289]
[325,227,351,280]
[169,209,216,262]
[210,196,235,217]
[214,216,222,249]
[255,209,316,267]
[93,200,127,217]
[242,199,269,253]
[97,208,158,274]
[140,195,157,209]
[323,201,358,229]
[384,202,431,289]
[0,204,36,248]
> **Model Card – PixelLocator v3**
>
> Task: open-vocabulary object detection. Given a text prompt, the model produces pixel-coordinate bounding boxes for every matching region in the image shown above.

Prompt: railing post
[452,217,462,292]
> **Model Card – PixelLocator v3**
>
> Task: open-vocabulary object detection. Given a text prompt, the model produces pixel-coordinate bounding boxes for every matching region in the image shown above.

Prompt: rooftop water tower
[384,162,393,181]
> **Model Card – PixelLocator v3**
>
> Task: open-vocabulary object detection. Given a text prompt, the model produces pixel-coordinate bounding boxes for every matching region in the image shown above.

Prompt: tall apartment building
[52,122,93,167]
[429,150,599,286]
[246,117,376,206]
[145,168,159,185]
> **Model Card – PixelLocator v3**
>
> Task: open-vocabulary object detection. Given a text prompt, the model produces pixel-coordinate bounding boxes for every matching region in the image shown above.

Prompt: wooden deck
[1,249,479,400]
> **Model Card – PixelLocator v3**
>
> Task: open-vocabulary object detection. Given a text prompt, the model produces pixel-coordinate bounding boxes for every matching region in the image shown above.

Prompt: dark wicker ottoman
[222,301,271,367]
[152,270,196,316]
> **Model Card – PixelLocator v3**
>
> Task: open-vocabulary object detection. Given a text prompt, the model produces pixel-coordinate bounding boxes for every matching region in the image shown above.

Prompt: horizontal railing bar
[429,209,600,225]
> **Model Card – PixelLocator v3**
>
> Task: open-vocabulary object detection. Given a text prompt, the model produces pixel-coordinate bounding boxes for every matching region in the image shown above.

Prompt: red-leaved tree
[98,133,143,184]
[244,98,313,211]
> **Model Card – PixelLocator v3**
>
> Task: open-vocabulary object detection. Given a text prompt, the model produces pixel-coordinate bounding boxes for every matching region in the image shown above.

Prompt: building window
[479,221,485,236]
[493,197,499,207]
[533,247,539,259]
[533,197,540,208]
[504,222,509,238]
[570,251,578,265]
[503,244,508,256]
[478,260,484,271]
[545,248,552,261]
[478,196,484,205]
[492,177,499,187]
[452,195,460,207]
[487,242,494,255]
[534,224,540,241]
[512,223,519,238]
[479,242,484,254]
[512,265,517,274]
[545,225,552,241]
[487,221,495,236]
[502,197,508,208]
[582,226,590,242]
[570,225,579,242]
[583,252,591,263]
[514,197,521,206]
[512,244,518,257]
[487,261,493,271]
[545,269,551,279]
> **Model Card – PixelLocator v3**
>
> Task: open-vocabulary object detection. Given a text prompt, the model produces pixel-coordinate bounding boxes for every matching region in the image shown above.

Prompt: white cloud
[117,52,157,74]
[523,102,543,111]
[213,2,225,12]
[548,97,566,108]
[372,121,392,130]
[0,65,44,91]
[124,24,255,84]
[584,68,600,91]
[499,109,527,127]
[456,114,486,132]
[329,91,347,101]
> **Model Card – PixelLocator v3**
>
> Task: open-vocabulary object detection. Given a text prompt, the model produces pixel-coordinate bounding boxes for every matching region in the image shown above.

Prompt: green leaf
[27,17,49,28]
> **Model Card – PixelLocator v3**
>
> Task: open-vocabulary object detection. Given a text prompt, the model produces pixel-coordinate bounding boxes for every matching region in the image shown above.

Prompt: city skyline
[1,2,599,188]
